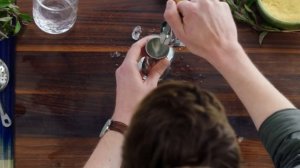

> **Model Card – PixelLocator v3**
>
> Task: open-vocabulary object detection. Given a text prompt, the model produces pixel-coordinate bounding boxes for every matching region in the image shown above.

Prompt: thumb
[146,59,170,85]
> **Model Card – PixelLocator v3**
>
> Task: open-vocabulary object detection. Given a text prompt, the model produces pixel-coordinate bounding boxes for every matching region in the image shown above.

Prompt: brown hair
[122,81,240,168]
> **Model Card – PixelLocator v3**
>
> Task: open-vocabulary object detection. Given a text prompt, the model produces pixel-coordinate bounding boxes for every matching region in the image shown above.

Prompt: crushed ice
[110,51,122,58]
[132,26,142,41]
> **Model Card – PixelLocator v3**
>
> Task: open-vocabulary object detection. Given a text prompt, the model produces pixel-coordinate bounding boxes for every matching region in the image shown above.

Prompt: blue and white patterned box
[0,38,15,168]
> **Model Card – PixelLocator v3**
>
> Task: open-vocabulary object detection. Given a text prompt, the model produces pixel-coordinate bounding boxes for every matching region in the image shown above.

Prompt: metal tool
[0,59,11,127]
[160,0,184,46]
[159,21,184,47]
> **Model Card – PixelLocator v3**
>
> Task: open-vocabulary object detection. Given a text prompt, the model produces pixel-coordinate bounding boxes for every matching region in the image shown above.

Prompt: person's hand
[164,0,239,63]
[112,36,170,125]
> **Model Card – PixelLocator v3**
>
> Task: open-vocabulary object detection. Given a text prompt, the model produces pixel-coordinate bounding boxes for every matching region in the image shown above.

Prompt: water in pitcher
[33,0,78,34]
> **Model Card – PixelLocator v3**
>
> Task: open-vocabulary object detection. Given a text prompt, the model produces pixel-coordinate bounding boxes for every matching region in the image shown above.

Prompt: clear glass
[33,0,78,34]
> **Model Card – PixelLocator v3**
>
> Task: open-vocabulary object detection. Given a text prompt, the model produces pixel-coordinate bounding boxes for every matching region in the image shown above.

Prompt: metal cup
[140,36,175,76]
[145,37,170,60]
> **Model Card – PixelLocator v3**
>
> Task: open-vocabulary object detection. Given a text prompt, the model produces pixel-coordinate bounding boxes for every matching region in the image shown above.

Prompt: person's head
[122,81,240,168]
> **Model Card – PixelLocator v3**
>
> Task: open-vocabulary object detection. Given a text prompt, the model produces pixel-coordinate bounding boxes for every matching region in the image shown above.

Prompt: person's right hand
[164,0,239,63]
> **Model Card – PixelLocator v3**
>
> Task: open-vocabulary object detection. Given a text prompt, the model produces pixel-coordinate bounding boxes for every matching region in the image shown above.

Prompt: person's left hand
[112,36,170,125]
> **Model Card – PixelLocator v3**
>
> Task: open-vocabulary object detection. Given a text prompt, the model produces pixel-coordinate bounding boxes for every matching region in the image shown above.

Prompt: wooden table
[15,0,300,167]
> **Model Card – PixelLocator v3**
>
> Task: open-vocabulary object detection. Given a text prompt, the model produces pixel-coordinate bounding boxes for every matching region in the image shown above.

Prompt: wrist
[104,129,125,139]
[206,42,246,69]
[100,119,128,138]
[112,108,133,125]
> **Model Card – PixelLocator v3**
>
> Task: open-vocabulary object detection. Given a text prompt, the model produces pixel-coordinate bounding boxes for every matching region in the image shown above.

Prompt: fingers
[164,0,185,40]
[177,0,196,17]
[125,35,154,63]
[146,59,170,85]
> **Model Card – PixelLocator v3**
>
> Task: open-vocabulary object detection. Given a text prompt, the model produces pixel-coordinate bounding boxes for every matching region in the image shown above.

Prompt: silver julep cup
[139,36,175,77]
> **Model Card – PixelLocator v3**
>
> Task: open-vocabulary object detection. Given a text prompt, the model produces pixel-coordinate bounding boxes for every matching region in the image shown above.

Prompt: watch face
[0,59,9,91]
[99,119,112,138]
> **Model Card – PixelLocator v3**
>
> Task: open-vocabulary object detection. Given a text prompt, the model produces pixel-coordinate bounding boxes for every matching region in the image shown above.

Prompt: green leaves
[19,13,32,23]
[14,20,21,34]
[225,0,299,45]
[0,1,32,40]
[0,0,11,8]
[0,16,12,22]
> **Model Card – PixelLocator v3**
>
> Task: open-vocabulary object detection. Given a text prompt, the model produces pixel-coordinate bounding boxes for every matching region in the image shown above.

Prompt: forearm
[84,35,168,168]
[84,131,124,168]
[210,43,295,129]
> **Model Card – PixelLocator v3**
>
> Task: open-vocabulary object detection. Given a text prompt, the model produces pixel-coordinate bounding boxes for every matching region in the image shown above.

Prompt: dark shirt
[259,109,300,168]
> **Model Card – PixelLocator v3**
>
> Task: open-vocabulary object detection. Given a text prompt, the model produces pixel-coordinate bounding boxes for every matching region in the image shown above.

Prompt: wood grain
[239,139,273,167]
[15,137,273,168]
[17,0,300,52]
[14,0,300,167]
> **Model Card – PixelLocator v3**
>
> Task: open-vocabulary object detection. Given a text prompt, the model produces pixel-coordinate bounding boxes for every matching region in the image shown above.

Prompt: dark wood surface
[15,0,300,167]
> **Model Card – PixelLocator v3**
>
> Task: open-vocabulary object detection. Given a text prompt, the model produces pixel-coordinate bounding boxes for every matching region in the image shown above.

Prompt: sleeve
[258,108,300,168]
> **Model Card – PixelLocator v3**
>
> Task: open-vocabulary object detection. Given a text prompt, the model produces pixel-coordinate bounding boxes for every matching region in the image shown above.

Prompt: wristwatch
[99,119,128,138]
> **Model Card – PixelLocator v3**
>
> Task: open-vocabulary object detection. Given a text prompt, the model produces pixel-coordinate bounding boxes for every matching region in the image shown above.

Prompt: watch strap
[110,120,128,135]
[99,119,128,138]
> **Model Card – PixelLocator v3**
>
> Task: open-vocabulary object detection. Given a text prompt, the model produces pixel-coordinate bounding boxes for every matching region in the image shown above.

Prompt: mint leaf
[14,20,21,34]
[0,1,32,39]
[0,16,12,22]
[0,0,10,8]
[19,13,33,23]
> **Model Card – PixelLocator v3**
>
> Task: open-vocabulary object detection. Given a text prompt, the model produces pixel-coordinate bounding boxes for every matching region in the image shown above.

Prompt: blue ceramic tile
[0,38,15,168]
